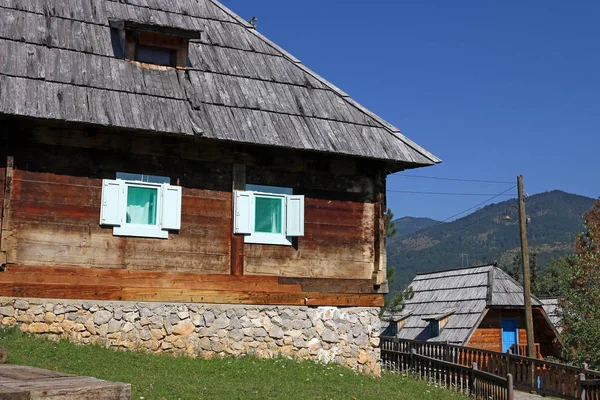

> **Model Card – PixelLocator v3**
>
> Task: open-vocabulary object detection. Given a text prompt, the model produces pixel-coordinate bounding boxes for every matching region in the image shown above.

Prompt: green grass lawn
[0,327,468,400]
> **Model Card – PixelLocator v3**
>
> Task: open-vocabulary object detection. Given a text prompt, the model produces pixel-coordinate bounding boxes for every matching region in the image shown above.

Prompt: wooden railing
[381,336,600,400]
[579,376,600,400]
[412,350,475,396]
[473,366,514,400]
[380,343,514,400]
[510,343,542,359]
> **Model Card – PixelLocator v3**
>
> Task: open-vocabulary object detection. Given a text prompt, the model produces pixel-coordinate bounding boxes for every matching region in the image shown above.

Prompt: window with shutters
[233,185,304,246]
[99,173,182,239]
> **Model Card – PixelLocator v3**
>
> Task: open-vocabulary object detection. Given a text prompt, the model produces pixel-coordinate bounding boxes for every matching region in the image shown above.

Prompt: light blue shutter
[100,179,122,226]
[234,191,253,235]
[161,184,182,230]
[286,195,304,236]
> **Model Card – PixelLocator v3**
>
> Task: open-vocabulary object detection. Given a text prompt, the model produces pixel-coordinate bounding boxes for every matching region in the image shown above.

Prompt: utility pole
[518,175,535,361]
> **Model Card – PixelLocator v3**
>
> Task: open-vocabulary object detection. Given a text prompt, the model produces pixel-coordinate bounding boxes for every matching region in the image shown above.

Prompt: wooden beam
[278,277,375,294]
[0,281,384,307]
[372,171,386,285]
[0,265,301,293]
[2,265,384,294]
[231,164,245,276]
[0,156,13,264]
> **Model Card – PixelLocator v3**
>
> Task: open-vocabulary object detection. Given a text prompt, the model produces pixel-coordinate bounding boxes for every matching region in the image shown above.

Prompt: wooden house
[387,264,559,358]
[0,0,439,373]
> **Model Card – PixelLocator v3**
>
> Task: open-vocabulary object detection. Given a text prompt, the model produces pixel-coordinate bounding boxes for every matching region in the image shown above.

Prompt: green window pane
[126,186,158,225]
[255,196,282,234]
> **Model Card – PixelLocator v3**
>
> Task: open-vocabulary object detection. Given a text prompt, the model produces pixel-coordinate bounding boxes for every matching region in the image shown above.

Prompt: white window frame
[234,188,304,246]
[100,175,182,240]
[114,180,167,239]
[246,191,290,246]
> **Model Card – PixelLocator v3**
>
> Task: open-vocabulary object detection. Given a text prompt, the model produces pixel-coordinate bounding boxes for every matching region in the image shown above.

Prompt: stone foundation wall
[0,297,381,375]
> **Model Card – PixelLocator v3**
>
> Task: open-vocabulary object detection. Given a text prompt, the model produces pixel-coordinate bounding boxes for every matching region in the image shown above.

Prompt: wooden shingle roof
[396,264,543,344]
[0,0,440,167]
[540,298,562,332]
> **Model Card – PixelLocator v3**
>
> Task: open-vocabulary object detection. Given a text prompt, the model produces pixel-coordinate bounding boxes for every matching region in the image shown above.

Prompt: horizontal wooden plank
[246,243,373,263]
[245,258,372,279]
[11,178,98,207]
[305,206,369,228]
[1,265,382,296]
[10,201,98,225]
[0,265,301,293]
[304,293,383,307]
[0,280,384,306]
[10,242,230,273]
[2,283,124,300]
[304,222,370,244]
[10,222,230,253]
[12,169,99,187]
[278,277,375,293]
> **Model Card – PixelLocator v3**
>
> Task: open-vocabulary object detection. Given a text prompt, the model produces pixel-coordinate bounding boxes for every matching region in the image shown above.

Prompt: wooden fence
[381,344,514,400]
[578,375,600,400]
[509,343,542,359]
[381,336,600,399]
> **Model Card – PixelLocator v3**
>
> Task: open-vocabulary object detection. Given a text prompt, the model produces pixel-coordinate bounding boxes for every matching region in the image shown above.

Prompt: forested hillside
[387,190,595,292]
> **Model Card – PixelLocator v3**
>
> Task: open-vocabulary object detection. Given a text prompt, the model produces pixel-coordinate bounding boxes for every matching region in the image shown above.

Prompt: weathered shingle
[540,298,562,332]
[0,0,440,166]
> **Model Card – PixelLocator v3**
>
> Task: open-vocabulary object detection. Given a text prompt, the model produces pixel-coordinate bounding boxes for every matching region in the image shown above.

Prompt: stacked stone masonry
[0,298,381,375]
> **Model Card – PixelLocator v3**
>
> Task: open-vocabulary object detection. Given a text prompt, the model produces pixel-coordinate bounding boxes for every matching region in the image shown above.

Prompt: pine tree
[560,199,600,367]
[381,209,413,315]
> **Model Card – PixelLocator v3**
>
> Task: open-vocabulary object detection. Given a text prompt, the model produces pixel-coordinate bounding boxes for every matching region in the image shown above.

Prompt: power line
[389,174,514,184]
[392,185,517,240]
[438,200,519,237]
[387,190,517,196]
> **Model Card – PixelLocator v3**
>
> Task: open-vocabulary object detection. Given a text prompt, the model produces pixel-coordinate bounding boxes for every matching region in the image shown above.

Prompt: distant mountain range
[387,190,596,292]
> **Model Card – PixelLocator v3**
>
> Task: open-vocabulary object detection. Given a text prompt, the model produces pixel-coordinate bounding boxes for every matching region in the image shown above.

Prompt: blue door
[501,318,518,353]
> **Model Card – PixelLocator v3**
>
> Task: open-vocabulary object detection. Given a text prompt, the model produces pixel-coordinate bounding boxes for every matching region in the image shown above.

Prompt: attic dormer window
[423,310,454,339]
[109,20,201,68]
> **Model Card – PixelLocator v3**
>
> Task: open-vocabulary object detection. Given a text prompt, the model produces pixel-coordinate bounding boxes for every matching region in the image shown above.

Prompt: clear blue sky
[224,0,600,220]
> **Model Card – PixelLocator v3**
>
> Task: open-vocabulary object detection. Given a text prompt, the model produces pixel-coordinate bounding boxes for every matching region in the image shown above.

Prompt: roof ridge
[414,262,498,276]
[206,0,441,165]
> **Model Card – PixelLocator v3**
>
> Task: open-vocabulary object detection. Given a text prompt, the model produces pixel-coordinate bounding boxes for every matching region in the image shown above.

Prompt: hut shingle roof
[540,298,562,332]
[0,0,440,167]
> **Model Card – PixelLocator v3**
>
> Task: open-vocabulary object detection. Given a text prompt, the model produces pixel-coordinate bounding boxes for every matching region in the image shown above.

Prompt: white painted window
[234,185,304,246]
[99,173,182,239]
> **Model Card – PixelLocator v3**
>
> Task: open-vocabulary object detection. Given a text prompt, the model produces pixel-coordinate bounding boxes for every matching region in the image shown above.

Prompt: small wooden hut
[389,264,559,358]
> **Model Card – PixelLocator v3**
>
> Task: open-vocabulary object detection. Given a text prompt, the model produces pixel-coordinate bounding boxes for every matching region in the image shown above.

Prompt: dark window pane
[135,44,174,66]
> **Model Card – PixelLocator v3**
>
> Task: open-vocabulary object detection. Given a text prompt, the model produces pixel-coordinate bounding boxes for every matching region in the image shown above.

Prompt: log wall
[467,308,556,357]
[0,120,386,306]
[244,166,376,280]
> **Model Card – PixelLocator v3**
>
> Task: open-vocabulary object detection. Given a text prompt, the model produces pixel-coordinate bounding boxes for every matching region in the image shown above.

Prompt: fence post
[507,373,514,400]
[411,348,416,373]
[471,362,478,396]
[578,373,586,400]
[582,363,589,379]
[444,341,450,362]
[529,358,536,392]
[506,349,512,377]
